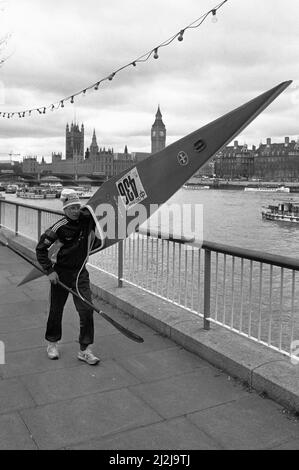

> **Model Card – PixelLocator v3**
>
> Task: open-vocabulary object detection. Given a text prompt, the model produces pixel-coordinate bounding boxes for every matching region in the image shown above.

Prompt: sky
[0,0,298,162]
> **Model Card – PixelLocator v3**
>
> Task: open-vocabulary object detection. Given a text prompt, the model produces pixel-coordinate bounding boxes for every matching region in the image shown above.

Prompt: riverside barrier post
[15,204,19,236]
[118,240,124,288]
[37,209,42,240]
[0,200,2,227]
[203,248,211,330]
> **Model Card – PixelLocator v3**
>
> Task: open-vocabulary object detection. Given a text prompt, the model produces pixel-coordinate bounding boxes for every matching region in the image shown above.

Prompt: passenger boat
[40,183,63,198]
[261,201,299,223]
[182,184,210,190]
[16,186,57,199]
[244,186,290,193]
[5,184,18,194]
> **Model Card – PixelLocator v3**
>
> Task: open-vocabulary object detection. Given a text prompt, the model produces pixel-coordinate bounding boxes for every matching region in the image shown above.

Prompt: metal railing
[1,198,298,358]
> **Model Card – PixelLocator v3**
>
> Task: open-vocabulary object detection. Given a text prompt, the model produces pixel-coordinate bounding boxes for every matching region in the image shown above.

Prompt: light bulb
[178,30,184,41]
[211,10,218,23]
[153,48,159,59]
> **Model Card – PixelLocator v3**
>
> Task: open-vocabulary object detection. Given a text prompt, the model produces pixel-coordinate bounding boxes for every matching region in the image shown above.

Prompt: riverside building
[214,137,299,181]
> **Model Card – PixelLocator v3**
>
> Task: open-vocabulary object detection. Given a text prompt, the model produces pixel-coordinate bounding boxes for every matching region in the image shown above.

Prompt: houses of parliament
[21,104,299,182]
[22,107,166,179]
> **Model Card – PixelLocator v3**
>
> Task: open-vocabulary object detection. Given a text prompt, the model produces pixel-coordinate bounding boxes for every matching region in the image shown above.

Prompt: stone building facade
[253,137,299,181]
[214,137,299,180]
[65,123,84,160]
[214,141,255,179]
[22,107,167,178]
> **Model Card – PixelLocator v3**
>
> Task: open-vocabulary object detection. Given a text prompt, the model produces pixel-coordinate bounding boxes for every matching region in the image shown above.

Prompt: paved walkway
[0,244,299,450]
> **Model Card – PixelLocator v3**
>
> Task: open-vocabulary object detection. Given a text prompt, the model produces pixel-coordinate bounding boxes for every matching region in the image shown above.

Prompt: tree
[0,1,11,67]
[0,33,10,66]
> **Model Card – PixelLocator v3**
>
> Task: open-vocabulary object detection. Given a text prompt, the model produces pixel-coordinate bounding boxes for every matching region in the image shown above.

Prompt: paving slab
[0,285,32,304]
[0,276,12,288]
[66,416,222,450]
[92,298,169,338]
[0,378,35,414]
[95,329,176,361]
[92,316,128,337]
[19,284,51,301]
[0,322,78,352]
[0,299,48,317]
[0,262,34,276]
[0,246,22,264]
[129,367,250,419]
[187,394,299,450]
[0,311,46,333]
[6,274,47,285]
[20,359,140,405]
[117,346,209,382]
[0,269,12,280]
[1,343,86,378]
[0,413,38,450]
[20,388,162,449]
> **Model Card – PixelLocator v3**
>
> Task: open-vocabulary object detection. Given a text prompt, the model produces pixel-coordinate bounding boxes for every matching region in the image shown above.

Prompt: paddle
[0,232,144,343]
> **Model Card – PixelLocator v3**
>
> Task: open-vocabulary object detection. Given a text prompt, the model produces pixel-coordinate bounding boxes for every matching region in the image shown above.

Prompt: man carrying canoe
[36,188,102,365]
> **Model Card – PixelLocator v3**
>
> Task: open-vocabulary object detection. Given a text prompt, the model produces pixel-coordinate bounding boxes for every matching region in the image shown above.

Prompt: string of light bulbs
[0,0,227,119]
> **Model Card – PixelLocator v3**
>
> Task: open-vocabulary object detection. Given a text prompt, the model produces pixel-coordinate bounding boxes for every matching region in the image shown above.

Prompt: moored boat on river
[16,186,57,199]
[40,183,63,198]
[261,201,299,223]
[245,186,290,193]
[182,184,210,190]
[5,184,18,194]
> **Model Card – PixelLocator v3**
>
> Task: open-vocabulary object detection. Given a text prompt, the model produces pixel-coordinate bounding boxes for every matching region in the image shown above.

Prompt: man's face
[64,204,81,220]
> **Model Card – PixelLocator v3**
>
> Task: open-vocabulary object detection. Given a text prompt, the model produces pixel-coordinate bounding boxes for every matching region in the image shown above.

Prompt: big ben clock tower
[151,106,166,154]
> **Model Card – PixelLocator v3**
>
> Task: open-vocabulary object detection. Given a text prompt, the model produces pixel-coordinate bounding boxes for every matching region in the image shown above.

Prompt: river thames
[3,187,299,259]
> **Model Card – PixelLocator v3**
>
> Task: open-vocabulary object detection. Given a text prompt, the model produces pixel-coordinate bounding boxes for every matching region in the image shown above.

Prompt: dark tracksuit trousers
[46,267,94,347]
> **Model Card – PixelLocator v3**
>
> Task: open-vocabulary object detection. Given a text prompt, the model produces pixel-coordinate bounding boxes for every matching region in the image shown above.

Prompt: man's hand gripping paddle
[0,232,144,343]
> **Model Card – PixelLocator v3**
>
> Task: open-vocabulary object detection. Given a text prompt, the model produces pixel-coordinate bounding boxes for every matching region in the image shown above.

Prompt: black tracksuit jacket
[36,209,101,275]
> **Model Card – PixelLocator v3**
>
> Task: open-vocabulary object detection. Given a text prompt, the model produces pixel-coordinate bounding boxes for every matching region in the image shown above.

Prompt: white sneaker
[47,342,59,360]
[77,348,100,365]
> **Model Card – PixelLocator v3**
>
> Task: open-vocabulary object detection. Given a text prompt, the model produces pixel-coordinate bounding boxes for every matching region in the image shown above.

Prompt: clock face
[159,131,164,137]
[152,131,156,136]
